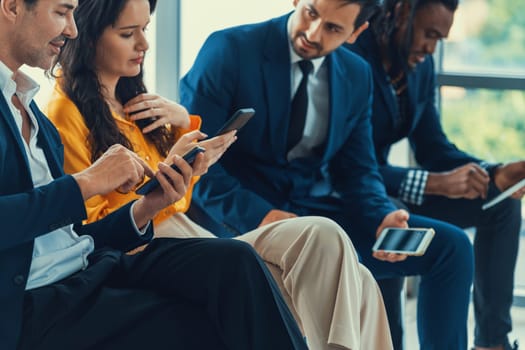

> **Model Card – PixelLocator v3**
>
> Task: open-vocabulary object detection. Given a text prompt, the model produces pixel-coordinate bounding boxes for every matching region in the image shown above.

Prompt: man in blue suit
[0,0,309,349]
[180,0,474,348]
[346,0,524,349]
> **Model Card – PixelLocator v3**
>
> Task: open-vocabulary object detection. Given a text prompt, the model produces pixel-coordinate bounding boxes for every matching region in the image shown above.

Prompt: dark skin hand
[493,160,525,199]
[425,161,525,201]
[425,162,490,199]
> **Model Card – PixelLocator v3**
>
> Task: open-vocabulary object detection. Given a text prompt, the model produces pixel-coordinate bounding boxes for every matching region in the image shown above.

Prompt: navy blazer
[180,14,395,236]
[0,94,153,349]
[346,30,480,196]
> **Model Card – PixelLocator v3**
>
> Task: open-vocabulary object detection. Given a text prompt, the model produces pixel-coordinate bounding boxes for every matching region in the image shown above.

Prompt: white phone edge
[372,227,435,256]
[482,178,525,210]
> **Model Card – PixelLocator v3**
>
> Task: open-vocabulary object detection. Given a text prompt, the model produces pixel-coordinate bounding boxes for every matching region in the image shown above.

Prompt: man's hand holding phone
[136,146,205,195]
[373,209,410,263]
[132,154,195,228]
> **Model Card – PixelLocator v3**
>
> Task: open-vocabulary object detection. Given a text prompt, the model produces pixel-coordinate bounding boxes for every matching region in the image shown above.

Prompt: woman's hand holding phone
[163,129,236,177]
[195,131,237,176]
[189,107,253,175]
[166,130,208,161]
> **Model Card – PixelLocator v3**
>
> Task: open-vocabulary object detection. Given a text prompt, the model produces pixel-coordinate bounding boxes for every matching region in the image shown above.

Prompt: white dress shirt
[0,61,95,290]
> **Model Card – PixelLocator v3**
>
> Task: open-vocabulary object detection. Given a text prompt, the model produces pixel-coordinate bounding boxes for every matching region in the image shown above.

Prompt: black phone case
[135,146,205,195]
[215,108,255,136]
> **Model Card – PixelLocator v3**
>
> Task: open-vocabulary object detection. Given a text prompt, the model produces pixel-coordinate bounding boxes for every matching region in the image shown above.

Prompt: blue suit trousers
[405,183,522,348]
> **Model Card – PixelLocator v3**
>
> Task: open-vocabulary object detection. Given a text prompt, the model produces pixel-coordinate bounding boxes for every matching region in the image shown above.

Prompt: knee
[360,264,377,288]
[292,216,355,257]
[435,226,474,277]
[449,227,473,261]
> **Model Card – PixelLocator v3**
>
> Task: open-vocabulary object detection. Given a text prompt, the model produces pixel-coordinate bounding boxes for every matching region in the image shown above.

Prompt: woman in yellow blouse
[46,80,225,238]
[45,0,394,349]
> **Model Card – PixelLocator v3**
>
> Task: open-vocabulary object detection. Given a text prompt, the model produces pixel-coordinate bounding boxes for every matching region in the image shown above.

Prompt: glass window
[180,1,292,76]
[442,0,525,75]
[441,87,525,162]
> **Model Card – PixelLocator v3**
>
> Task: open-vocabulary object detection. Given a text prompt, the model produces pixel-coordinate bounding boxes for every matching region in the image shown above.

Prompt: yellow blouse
[45,83,201,226]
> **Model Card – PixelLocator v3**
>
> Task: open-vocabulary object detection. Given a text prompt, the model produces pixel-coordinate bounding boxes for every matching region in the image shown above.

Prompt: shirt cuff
[479,161,502,180]
[398,169,429,205]
[130,201,151,236]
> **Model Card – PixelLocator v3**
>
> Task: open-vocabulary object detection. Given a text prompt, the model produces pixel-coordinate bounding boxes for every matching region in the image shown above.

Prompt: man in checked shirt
[346,0,525,349]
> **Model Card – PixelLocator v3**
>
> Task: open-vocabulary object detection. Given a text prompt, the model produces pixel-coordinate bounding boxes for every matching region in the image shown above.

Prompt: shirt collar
[286,14,325,75]
[0,60,40,108]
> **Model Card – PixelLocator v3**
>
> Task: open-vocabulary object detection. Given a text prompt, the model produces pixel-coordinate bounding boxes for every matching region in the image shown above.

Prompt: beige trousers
[156,214,393,350]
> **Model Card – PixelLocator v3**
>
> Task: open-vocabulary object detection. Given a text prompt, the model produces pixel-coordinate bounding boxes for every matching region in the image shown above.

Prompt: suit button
[13,275,25,285]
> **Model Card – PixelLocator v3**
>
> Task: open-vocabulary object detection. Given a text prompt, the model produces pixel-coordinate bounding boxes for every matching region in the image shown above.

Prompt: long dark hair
[52,0,174,162]
[371,0,458,73]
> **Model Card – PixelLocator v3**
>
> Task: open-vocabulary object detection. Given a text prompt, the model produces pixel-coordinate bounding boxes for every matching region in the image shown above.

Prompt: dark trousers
[406,183,522,348]
[18,238,307,350]
[312,208,474,350]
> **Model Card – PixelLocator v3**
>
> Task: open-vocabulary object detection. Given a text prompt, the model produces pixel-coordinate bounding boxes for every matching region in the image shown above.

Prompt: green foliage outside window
[442,89,525,162]
[440,0,525,163]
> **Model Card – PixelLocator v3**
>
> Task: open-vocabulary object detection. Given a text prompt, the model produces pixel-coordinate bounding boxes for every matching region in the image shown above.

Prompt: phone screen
[376,229,427,252]
[135,146,205,195]
[215,108,255,136]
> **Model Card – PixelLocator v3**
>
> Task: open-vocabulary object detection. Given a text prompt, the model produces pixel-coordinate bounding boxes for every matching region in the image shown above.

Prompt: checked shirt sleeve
[398,169,429,205]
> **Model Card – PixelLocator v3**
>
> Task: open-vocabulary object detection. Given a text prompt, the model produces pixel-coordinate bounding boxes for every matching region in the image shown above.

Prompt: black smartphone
[214,108,255,136]
[135,146,205,196]
[372,227,435,256]
[119,86,155,129]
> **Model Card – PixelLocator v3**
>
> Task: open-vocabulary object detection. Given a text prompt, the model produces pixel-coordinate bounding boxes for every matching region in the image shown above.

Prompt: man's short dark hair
[23,0,38,9]
[342,0,381,29]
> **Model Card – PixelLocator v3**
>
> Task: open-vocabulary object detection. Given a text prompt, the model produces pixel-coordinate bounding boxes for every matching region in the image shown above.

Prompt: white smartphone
[372,227,435,256]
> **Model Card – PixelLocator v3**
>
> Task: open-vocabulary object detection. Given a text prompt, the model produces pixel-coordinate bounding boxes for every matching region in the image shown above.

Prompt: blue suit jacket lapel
[405,69,419,134]
[0,94,31,174]
[262,15,293,156]
[30,102,63,178]
[324,53,353,161]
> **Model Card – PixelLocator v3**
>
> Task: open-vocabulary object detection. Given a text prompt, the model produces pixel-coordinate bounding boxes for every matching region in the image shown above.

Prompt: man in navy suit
[180,0,475,348]
[346,0,524,349]
[0,0,309,349]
